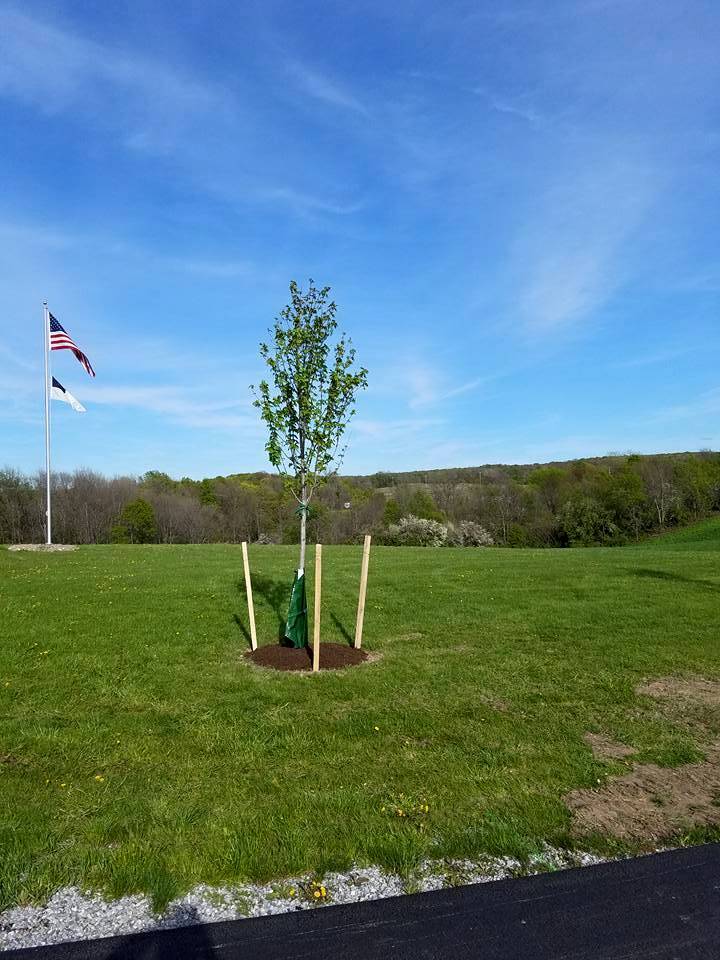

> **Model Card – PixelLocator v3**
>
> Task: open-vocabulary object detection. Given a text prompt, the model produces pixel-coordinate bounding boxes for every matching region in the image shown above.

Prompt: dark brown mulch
[245,642,369,672]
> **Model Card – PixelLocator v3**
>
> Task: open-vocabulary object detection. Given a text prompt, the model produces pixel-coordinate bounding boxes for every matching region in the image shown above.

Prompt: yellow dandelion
[60,782,66,788]
[320,886,326,897]
[288,888,295,897]
[313,890,321,899]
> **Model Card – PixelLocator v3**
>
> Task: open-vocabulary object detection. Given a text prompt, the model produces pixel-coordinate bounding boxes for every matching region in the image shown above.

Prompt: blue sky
[1,0,719,479]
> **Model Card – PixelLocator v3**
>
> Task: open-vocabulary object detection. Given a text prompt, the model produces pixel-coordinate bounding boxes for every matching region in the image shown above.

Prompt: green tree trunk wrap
[284,571,308,648]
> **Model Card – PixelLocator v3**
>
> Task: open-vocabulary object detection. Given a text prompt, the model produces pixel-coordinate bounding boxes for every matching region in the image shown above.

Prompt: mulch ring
[245,642,369,672]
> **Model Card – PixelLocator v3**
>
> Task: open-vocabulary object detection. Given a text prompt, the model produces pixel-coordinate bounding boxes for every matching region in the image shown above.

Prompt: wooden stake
[241,541,257,651]
[313,544,322,672]
[354,534,371,649]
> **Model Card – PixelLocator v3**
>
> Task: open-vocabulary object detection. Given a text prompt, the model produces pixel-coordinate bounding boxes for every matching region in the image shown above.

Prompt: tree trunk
[299,477,307,572]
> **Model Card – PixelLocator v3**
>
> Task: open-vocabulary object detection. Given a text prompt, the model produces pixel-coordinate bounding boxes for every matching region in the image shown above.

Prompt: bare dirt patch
[635,676,720,739]
[478,693,511,713]
[637,677,720,709]
[583,733,637,761]
[0,754,28,767]
[568,677,720,840]
[567,744,720,841]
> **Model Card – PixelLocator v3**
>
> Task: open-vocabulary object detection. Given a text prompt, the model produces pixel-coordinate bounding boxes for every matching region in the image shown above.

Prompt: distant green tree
[404,489,444,522]
[597,463,650,540]
[383,498,402,526]
[198,479,218,506]
[139,471,175,492]
[568,460,593,482]
[506,523,528,547]
[0,469,36,543]
[111,498,157,544]
[674,455,720,520]
[527,466,567,513]
[370,471,397,488]
[556,496,617,546]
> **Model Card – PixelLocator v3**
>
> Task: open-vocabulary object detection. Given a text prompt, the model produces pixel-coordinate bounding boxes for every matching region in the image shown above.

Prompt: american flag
[49,313,95,377]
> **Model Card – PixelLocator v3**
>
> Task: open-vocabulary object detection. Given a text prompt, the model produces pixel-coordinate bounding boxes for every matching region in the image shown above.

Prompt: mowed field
[2,523,720,910]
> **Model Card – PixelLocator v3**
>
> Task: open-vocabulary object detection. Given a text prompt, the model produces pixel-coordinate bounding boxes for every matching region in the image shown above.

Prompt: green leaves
[252,280,368,504]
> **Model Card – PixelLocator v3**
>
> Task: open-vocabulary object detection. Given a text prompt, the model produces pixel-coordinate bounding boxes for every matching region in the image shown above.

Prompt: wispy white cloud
[473,87,544,127]
[611,345,701,370]
[386,349,497,410]
[670,269,720,294]
[408,373,490,408]
[0,8,360,218]
[255,186,365,217]
[437,376,489,403]
[0,367,39,427]
[347,415,449,473]
[88,385,260,432]
[652,387,720,424]
[286,61,370,119]
[151,256,255,280]
[0,217,263,283]
[469,1,652,30]
[374,355,492,411]
[421,439,483,466]
[0,221,78,250]
[352,416,444,439]
[513,155,662,336]
[0,344,36,373]
[403,361,441,409]
[0,8,231,152]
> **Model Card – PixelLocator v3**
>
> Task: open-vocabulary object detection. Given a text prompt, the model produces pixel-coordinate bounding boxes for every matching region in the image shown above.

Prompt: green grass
[2,522,720,909]
[639,516,720,549]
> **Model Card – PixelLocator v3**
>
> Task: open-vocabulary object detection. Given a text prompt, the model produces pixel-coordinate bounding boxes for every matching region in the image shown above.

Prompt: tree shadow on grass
[235,577,355,648]
[232,612,252,647]
[628,568,720,591]
[330,611,354,646]
[235,574,292,643]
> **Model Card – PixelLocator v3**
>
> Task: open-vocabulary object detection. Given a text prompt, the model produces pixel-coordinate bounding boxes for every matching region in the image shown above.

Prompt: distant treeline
[1,451,719,547]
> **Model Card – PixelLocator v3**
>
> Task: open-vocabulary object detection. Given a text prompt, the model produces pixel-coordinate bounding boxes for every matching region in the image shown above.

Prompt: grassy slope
[638,516,720,549]
[2,522,720,909]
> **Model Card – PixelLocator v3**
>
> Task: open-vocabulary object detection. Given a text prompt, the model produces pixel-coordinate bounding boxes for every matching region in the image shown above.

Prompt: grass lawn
[2,522,720,910]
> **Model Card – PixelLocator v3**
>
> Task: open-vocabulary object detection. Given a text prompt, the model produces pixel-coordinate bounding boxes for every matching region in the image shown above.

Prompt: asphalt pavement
[4,844,719,959]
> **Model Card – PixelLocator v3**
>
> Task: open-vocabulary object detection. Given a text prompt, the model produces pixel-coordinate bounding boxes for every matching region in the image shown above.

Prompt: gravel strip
[7,544,78,552]
[0,847,609,952]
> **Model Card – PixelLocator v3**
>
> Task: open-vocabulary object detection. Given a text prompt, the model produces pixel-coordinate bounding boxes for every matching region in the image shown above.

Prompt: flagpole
[43,300,52,546]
